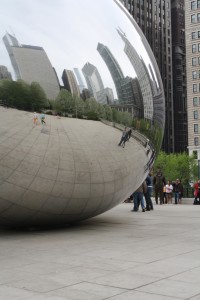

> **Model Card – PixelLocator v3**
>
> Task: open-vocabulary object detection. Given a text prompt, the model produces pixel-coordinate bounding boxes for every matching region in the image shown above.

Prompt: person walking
[40,113,46,127]
[33,112,38,126]
[153,167,165,204]
[165,180,173,204]
[131,181,147,212]
[118,127,129,148]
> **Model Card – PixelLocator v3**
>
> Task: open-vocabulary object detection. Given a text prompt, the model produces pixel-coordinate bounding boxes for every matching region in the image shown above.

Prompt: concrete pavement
[0,203,200,299]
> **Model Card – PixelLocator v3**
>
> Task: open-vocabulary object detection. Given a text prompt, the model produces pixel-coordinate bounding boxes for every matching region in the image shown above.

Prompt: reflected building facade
[97,42,143,115]
[3,33,60,100]
[73,68,86,93]
[121,0,174,152]
[82,62,107,104]
[62,69,80,97]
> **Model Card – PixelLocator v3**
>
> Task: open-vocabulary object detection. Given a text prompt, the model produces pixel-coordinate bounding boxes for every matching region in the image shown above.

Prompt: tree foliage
[0,79,48,111]
[154,151,198,186]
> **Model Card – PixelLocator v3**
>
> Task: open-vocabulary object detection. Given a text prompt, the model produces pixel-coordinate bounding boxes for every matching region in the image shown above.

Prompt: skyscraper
[122,0,174,152]
[171,0,187,153]
[73,68,86,93]
[185,1,200,158]
[3,33,60,100]
[82,62,107,104]
[62,69,80,97]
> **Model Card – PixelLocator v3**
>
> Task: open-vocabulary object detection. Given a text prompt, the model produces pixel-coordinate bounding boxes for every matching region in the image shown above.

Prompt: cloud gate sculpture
[0,0,165,226]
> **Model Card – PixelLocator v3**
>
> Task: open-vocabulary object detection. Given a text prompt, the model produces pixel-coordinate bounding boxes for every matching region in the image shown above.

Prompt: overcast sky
[0,0,159,97]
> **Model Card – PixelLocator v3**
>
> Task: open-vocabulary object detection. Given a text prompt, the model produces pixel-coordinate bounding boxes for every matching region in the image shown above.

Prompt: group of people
[126,167,184,212]
[33,112,46,126]
[118,127,132,148]
[154,168,183,205]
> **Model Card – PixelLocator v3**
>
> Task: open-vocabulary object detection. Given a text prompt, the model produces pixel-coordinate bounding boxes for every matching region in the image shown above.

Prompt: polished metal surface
[0,0,165,226]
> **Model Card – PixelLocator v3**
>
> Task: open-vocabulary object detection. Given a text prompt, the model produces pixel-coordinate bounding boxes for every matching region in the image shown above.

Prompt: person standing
[174,179,180,205]
[40,113,46,126]
[145,173,154,210]
[178,180,184,204]
[153,167,165,204]
[166,180,173,204]
[131,181,147,212]
[118,127,127,147]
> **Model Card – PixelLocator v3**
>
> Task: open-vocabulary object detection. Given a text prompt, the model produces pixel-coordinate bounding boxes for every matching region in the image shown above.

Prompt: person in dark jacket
[153,167,165,204]
[131,181,147,212]
[145,173,154,210]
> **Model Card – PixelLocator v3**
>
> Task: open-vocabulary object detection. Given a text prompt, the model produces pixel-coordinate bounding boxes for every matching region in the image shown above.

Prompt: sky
[0,0,160,97]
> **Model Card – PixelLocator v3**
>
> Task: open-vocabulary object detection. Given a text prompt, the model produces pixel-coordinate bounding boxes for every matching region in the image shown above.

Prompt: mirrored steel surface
[0,0,165,226]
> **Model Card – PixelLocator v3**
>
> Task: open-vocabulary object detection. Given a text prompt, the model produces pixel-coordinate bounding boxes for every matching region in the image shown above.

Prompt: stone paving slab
[1,203,200,299]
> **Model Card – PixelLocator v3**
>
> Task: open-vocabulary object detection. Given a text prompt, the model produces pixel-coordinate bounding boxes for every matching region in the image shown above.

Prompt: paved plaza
[0,203,200,299]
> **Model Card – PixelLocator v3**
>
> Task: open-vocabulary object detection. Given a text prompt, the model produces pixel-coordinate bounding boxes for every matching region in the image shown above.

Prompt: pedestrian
[193,180,200,205]
[127,128,132,141]
[145,173,154,210]
[174,178,180,205]
[178,179,184,204]
[163,185,167,204]
[118,127,129,148]
[40,113,46,126]
[165,180,173,204]
[33,112,38,126]
[153,167,165,204]
[131,181,147,212]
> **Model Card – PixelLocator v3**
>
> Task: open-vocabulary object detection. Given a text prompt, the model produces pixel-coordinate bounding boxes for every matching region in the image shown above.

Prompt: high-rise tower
[3,33,60,100]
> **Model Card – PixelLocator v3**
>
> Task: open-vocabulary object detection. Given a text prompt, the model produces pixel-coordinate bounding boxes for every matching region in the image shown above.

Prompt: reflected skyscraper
[117,29,153,121]
[82,62,107,104]
[73,68,86,93]
[3,33,60,100]
[62,69,80,97]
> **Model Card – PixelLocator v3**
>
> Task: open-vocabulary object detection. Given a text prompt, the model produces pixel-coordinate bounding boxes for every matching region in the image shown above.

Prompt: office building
[0,65,12,80]
[62,69,80,97]
[3,33,60,100]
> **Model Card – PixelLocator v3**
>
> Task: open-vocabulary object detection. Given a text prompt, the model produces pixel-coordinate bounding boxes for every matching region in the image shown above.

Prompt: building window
[198,44,200,52]
[194,124,199,133]
[191,14,196,23]
[192,32,196,39]
[198,13,200,22]
[192,44,197,53]
[194,110,199,119]
[193,71,197,79]
[198,31,200,38]
[193,84,198,92]
[193,97,198,106]
[192,57,197,65]
[194,137,199,146]
[198,0,200,8]
[191,1,196,10]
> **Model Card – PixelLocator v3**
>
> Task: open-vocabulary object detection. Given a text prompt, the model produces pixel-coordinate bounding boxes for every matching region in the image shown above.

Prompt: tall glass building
[3,33,60,100]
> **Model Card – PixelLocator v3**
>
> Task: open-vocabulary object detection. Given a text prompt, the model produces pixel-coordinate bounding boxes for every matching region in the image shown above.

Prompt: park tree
[29,82,48,111]
[154,151,198,186]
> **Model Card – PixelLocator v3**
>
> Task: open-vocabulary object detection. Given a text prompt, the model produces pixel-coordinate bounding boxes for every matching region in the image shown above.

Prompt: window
[198,44,200,52]
[198,13,200,22]
[192,57,197,65]
[193,150,198,158]
[194,110,198,119]
[193,97,198,106]
[198,0,200,8]
[191,14,196,23]
[191,1,196,10]
[198,57,200,65]
[193,71,197,79]
[194,137,199,146]
[192,32,196,39]
[192,44,197,52]
[193,84,198,92]
[194,124,199,133]
[198,31,200,38]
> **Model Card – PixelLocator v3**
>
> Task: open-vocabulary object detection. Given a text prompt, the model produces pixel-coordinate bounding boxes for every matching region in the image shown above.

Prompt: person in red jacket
[193,180,200,204]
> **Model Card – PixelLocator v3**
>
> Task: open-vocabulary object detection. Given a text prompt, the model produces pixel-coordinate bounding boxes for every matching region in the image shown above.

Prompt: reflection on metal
[0,0,165,226]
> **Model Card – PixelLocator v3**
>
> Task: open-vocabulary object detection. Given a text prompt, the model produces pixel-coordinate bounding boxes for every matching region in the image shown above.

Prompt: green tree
[154,151,198,186]
[29,82,48,111]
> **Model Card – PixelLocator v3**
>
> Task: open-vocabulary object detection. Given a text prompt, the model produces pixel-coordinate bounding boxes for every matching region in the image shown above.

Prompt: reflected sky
[0,0,160,98]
